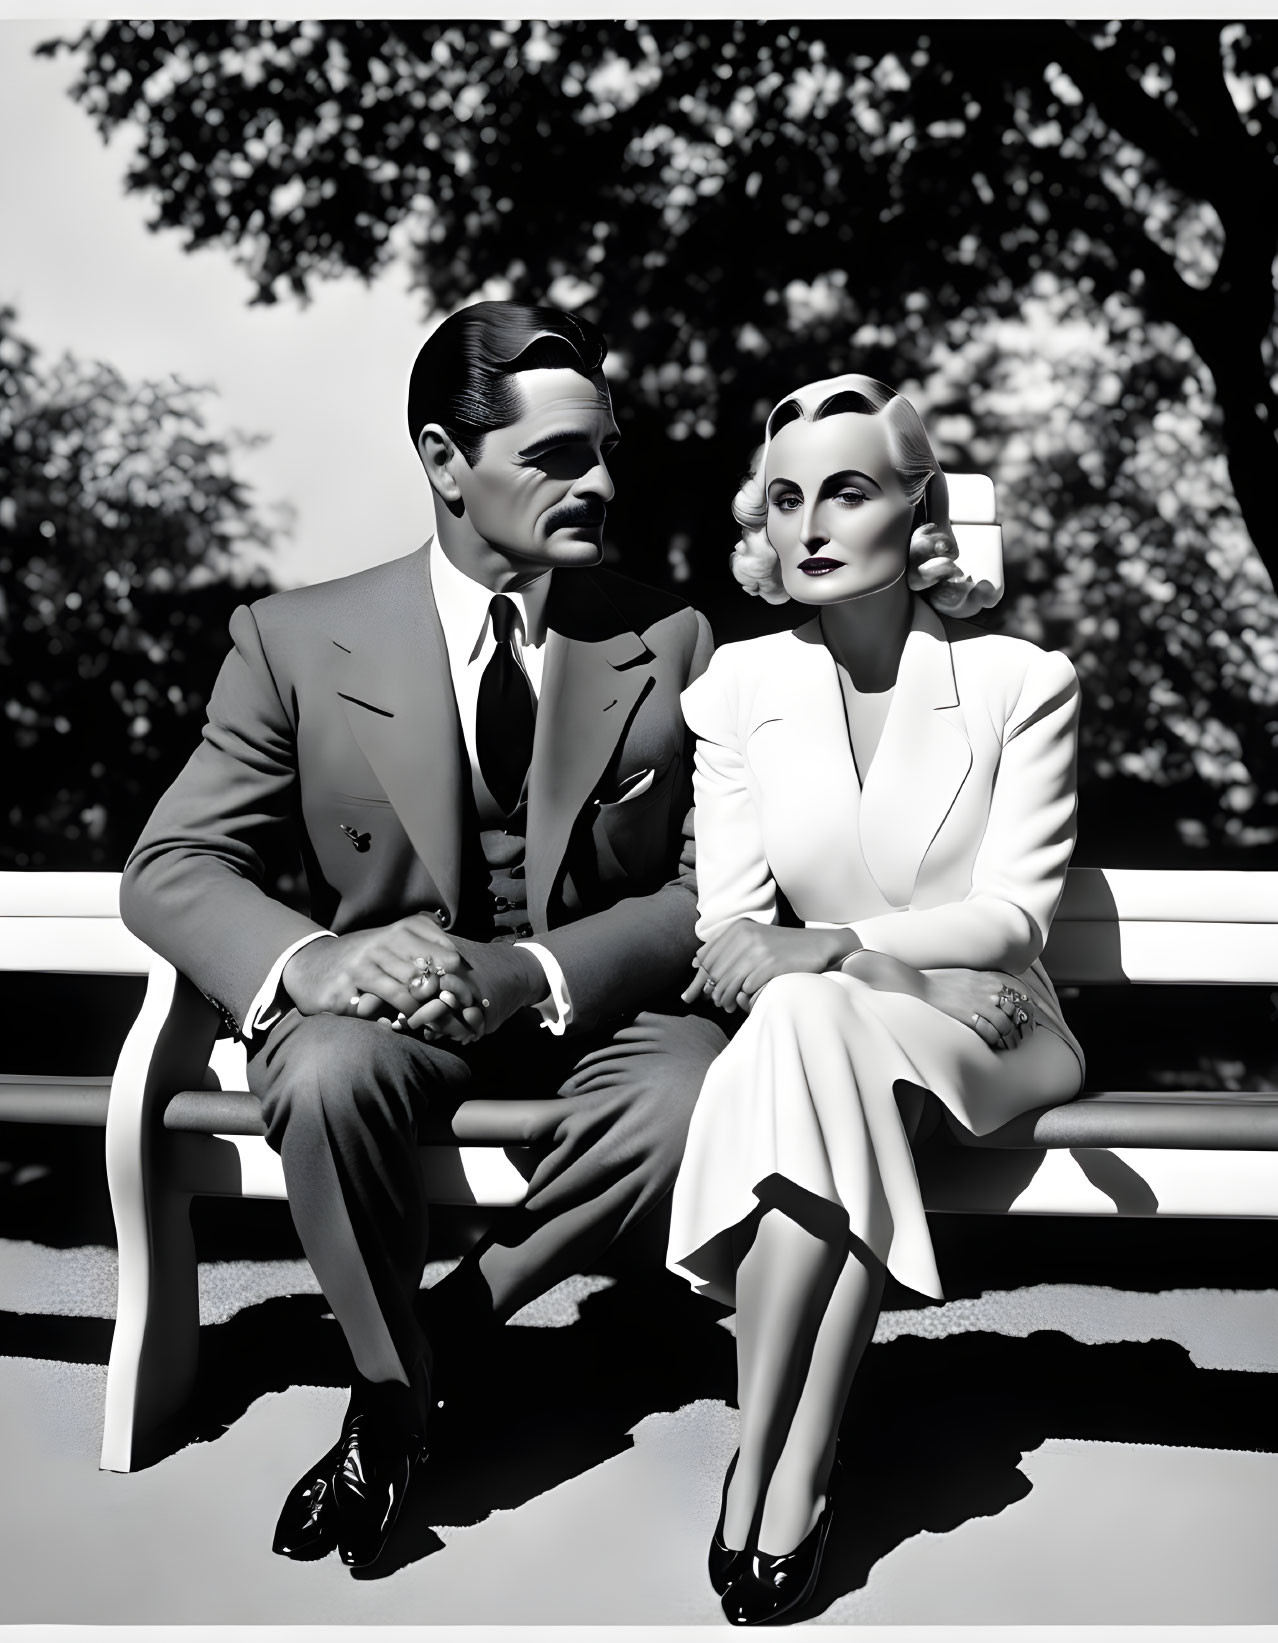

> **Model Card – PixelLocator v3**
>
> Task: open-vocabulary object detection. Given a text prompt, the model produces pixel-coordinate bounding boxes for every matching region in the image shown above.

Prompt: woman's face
[764,413,916,605]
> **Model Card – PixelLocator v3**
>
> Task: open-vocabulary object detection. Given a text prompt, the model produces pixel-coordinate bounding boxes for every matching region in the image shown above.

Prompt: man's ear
[417,423,466,512]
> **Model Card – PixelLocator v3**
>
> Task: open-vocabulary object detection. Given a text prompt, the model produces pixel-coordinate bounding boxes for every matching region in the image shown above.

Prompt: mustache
[546,499,607,532]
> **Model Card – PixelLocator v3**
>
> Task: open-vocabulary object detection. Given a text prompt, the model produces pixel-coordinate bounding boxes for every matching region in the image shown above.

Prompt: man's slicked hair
[406,301,608,465]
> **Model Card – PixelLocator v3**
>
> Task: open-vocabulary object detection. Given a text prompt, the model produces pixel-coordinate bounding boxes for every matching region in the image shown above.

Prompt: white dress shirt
[243,542,573,1038]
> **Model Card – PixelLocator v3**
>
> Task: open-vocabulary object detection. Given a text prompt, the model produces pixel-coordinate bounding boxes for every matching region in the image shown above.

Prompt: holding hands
[282,915,488,1044]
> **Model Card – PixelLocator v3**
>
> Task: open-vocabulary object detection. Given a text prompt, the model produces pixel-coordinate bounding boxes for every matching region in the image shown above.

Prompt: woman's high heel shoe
[709,1450,747,1597]
[720,1458,839,1627]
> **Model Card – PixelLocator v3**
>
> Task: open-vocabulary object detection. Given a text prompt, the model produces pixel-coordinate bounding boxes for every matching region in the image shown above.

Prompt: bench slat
[0,1075,112,1126]
[162,1088,567,1144]
[0,918,152,975]
[1056,867,1278,924]
[0,872,124,917]
[968,1089,1278,1151]
[1042,919,1278,985]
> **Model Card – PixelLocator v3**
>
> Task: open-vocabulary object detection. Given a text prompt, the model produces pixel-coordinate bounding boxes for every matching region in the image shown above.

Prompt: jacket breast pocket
[330,791,395,808]
[591,755,680,887]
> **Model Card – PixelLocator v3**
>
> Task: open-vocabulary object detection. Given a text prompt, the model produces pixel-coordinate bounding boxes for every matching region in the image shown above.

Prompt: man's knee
[250,1011,440,1150]
[633,1009,729,1110]
[618,1011,728,1173]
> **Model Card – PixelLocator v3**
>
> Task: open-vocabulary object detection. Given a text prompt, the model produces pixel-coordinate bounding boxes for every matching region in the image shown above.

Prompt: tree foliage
[930,291,1278,858]
[43,19,1278,574]
[0,307,274,867]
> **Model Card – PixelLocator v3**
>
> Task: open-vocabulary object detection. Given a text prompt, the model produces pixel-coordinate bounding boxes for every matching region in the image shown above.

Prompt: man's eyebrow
[516,428,601,460]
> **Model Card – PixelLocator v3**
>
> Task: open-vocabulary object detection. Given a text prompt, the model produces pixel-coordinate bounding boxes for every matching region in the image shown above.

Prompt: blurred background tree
[0,306,275,867]
[29,18,1278,860]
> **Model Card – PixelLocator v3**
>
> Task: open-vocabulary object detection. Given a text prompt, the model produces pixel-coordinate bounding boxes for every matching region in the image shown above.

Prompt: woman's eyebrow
[819,468,881,493]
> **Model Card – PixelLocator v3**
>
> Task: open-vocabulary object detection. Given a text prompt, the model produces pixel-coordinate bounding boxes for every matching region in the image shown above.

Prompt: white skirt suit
[667,599,1086,1304]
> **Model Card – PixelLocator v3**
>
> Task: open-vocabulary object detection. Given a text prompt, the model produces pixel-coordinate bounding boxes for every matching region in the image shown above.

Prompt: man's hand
[416,934,550,1040]
[681,920,862,1014]
[282,917,486,1042]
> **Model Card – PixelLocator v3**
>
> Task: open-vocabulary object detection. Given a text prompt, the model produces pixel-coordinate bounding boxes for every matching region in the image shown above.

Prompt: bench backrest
[4,867,1278,989]
[1044,867,1278,985]
[0,872,151,975]
[945,472,1003,603]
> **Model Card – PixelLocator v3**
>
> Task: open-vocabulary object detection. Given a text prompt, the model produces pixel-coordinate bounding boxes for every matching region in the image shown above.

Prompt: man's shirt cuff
[243,930,335,1039]
[515,940,573,1035]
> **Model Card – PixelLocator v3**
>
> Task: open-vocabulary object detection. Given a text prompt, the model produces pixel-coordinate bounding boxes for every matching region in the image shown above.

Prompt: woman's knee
[751,971,846,1023]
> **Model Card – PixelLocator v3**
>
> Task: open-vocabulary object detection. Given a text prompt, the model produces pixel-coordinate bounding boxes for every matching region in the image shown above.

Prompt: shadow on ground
[169,1279,1278,1588]
[805,1328,1278,1620]
[176,1269,740,1578]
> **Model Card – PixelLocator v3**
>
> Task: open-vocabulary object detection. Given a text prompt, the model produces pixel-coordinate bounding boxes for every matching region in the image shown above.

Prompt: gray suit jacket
[121,544,714,1035]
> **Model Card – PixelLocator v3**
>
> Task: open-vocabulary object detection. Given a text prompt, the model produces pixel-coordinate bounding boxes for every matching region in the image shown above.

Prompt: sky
[1,18,439,588]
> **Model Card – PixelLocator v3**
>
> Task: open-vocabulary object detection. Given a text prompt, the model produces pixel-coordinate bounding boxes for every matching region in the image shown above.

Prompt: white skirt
[667,970,1083,1305]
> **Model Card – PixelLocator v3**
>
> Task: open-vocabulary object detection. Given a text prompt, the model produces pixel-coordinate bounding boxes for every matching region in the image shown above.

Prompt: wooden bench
[6,860,1278,1473]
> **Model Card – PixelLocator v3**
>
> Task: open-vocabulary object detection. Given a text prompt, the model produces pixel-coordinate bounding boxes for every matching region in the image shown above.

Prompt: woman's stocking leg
[723,1194,845,1550]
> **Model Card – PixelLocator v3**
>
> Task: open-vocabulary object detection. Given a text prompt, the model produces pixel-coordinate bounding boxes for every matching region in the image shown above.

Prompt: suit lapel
[526,572,654,927]
[857,598,972,906]
[332,544,466,921]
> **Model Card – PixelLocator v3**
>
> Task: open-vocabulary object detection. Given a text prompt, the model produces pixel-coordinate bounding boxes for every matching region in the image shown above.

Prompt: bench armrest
[106,959,220,1209]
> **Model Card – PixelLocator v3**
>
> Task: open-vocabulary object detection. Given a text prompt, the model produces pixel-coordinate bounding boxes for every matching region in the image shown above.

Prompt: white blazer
[681,597,1083,1056]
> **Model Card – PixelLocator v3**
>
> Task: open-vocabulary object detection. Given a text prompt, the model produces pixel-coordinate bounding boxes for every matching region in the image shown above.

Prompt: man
[120,301,726,1568]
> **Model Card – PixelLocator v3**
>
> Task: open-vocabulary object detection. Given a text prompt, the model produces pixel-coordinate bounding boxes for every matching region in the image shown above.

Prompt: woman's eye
[836,488,867,506]
[772,494,801,512]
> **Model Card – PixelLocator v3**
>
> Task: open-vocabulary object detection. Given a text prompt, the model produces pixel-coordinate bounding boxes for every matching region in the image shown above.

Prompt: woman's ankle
[722,1448,765,1550]
[754,1449,835,1556]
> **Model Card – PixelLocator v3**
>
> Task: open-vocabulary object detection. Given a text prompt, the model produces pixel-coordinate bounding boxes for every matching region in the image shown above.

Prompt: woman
[668,375,1084,1625]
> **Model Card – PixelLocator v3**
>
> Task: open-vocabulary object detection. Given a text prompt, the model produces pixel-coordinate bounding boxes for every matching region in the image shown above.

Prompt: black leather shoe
[720,1460,839,1626]
[273,1434,346,1559]
[709,1450,748,1596]
[332,1407,428,1570]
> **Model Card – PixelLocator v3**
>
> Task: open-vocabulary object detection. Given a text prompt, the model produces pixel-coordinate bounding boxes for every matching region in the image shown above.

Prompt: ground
[1,1128,1276,1627]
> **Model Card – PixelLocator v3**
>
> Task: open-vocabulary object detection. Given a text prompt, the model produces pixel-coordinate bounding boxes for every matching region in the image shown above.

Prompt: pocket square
[598,767,656,806]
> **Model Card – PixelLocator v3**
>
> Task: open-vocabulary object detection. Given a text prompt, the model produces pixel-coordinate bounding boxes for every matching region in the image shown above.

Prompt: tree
[41,19,1278,579]
[37,19,1278,859]
[0,308,276,867]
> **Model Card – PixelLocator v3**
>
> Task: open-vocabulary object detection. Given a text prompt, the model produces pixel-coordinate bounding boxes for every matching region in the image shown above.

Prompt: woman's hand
[914,968,1036,1052]
[681,921,861,1013]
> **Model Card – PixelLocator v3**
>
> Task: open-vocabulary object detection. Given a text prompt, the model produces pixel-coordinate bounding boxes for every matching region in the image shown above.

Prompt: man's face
[451,367,619,569]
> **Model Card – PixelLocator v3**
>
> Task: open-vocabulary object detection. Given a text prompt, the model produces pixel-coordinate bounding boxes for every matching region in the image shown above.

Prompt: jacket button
[516,922,533,938]
[433,908,448,925]
[493,896,509,912]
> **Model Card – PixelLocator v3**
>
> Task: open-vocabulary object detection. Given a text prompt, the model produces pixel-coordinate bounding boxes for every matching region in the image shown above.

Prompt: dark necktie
[477,593,536,814]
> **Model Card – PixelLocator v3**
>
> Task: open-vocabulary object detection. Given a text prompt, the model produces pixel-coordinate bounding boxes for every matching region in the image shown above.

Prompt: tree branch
[1049,23,1220,205]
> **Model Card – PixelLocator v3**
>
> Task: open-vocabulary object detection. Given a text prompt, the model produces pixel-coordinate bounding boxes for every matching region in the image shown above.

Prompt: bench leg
[100,1178,200,1471]
[101,960,214,1472]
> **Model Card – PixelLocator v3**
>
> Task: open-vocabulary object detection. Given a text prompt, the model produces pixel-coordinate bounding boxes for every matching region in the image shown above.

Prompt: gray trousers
[248,1005,728,1387]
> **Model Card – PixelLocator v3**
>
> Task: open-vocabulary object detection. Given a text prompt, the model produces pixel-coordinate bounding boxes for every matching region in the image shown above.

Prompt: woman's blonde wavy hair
[730,374,993,617]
